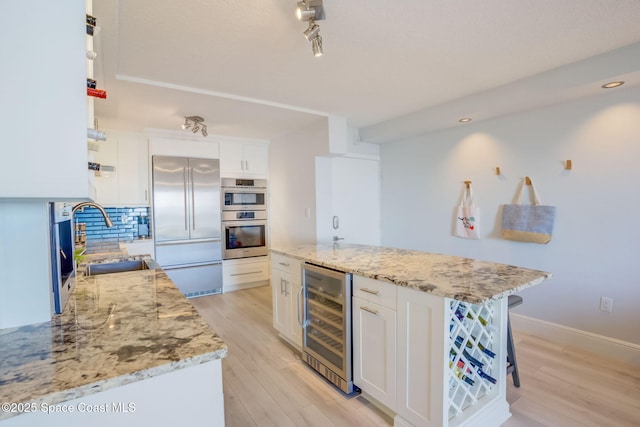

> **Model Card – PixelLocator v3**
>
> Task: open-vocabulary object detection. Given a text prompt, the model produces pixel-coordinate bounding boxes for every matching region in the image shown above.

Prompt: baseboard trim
[510,313,640,366]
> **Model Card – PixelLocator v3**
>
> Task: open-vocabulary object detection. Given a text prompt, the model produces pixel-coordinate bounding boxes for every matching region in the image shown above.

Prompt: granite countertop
[0,252,227,420]
[271,243,551,304]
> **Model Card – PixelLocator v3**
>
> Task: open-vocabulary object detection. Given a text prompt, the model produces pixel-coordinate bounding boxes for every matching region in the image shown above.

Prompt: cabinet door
[243,143,269,176]
[396,287,448,427]
[118,134,149,206]
[272,268,290,334]
[353,296,397,411]
[219,142,245,176]
[288,275,302,347]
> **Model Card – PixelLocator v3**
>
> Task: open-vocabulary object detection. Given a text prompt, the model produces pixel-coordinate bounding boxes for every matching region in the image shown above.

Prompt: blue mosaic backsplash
[74,207,151,241]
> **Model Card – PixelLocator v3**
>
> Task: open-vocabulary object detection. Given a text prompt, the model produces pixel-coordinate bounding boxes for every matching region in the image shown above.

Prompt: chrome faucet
[72,202,114,227]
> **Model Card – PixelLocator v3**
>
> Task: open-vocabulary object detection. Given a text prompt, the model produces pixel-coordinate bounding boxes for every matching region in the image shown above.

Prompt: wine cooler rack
[306,287,346,365]
[447,299,498,419]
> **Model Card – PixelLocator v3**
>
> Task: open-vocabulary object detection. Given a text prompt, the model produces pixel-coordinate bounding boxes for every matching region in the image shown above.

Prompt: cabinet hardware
[280,278,285,295]
[245,160,249,171]
[279,262,290,267]
[360,306,379,315]
[230,271,262,276]
[360,288,380,296]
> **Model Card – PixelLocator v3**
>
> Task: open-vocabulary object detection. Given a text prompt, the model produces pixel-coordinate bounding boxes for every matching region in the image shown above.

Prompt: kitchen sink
[85,259,157,276]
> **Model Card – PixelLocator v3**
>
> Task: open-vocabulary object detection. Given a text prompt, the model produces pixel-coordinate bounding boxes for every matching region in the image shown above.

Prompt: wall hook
[495,166,501,175]
[565,159,572,170]
[525,176,532,185]
[464,180,471,189]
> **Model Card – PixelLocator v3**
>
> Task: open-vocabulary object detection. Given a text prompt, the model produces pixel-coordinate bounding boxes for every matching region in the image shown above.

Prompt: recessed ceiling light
[601,81,624,89]
[459,118,472,123]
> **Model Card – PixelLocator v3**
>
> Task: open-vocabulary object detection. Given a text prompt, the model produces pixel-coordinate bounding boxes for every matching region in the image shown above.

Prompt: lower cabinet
[222,256,269,293]
[396,286,448,427]
[271,253,302,349]
[354,278,509,427]
[352,295,397,411]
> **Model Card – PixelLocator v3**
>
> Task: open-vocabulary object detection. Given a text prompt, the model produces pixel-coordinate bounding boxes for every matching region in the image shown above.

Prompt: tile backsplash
[74,207,151,241]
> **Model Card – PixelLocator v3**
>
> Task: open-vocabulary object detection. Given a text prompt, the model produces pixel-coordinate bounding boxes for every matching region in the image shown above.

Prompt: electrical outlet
[600,297,613,313]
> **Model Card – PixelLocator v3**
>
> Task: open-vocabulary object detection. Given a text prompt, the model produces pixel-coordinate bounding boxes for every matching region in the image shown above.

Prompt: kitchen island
[271,243,551,427]
[0,251,227,426]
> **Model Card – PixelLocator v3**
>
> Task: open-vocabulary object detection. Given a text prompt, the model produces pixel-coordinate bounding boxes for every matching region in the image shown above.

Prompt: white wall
[269,118,329,247]
[379,86,640,345]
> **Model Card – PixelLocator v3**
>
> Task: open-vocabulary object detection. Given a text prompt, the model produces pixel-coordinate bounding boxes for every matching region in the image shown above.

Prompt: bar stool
[506,295,523,387]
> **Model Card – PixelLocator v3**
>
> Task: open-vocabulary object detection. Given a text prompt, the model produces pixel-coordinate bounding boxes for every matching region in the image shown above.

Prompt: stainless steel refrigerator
[152,156,222,297]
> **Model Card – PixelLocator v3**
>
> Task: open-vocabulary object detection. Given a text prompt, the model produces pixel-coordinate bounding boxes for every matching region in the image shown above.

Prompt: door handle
[190,167,196,230]
[183,168,188,231]
[297,286,309,328]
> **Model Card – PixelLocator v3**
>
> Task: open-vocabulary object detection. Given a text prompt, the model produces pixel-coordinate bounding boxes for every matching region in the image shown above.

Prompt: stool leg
[506,313,520,387]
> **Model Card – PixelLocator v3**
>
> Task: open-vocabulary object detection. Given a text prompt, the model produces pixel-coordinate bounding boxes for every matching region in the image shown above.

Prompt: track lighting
[181,116,208,137]
[296,0,325,57]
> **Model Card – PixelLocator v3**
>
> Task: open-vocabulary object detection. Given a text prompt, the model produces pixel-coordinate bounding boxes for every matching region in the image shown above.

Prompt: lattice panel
[447,300,498,419]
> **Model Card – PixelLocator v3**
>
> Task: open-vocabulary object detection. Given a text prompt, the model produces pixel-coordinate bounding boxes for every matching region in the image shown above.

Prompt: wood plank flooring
[191,285,640,427]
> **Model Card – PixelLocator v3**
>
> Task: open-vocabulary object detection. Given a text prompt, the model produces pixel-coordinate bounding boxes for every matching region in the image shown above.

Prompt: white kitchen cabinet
[353,275,397,411]
[223,256,269,292]
[220,141,269,178]
[271,253,302,349]
[396,286,448,427]
[93,132,149,206]
[0,0,89,199]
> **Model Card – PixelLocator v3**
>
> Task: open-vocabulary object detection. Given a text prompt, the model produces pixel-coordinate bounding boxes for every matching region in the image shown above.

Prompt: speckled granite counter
[0,252,227,420]
[271,243,551,304]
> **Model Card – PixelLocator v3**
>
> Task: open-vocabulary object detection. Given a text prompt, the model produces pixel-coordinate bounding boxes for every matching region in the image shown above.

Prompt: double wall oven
[221,178,268,259]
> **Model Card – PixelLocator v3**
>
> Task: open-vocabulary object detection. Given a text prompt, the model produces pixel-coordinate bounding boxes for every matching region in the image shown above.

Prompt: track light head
[304,22,320,41]
[201,125,208,137]
[312,36,323,57]
[182,117,191,130]
[296,0,324,21]
[192,124,200,133]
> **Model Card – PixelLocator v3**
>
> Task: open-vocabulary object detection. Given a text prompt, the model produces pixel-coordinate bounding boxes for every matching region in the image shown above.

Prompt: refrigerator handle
[183,167,188,231]
[190,167,196,231]
[297,285,309,328]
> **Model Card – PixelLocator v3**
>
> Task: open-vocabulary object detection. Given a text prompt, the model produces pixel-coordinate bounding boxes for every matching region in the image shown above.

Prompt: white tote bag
[454,185,480,240]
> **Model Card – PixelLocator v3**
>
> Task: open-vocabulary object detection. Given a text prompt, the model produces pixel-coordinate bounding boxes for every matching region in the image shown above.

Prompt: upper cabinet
[220,141,269,178]
[0,0,90,199]
[93,132,149,206]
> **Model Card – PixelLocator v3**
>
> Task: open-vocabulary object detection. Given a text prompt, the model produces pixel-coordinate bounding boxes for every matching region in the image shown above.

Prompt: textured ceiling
[93,0,640,141]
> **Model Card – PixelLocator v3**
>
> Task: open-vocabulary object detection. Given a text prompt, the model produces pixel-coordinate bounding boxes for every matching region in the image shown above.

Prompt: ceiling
[93,0,640,143]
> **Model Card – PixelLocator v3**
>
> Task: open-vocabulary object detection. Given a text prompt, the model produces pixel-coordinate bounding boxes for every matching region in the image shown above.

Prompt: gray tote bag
[501,178,556,244]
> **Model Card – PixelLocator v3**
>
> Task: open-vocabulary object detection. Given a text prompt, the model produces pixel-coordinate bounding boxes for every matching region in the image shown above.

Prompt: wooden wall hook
[464,180,471,189]
[495,166,501,175]
[565,159,572,170]
[525,176,532,185]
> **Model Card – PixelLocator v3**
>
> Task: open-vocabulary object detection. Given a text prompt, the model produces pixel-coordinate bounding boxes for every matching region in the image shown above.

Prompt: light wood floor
[191,285,640,427]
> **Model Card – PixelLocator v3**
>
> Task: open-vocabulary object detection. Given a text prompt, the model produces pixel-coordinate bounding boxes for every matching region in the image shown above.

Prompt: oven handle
[297,285,309,328]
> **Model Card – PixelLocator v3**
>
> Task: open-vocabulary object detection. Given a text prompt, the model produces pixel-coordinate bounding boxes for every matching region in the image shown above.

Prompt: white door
[315,156,381,245]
